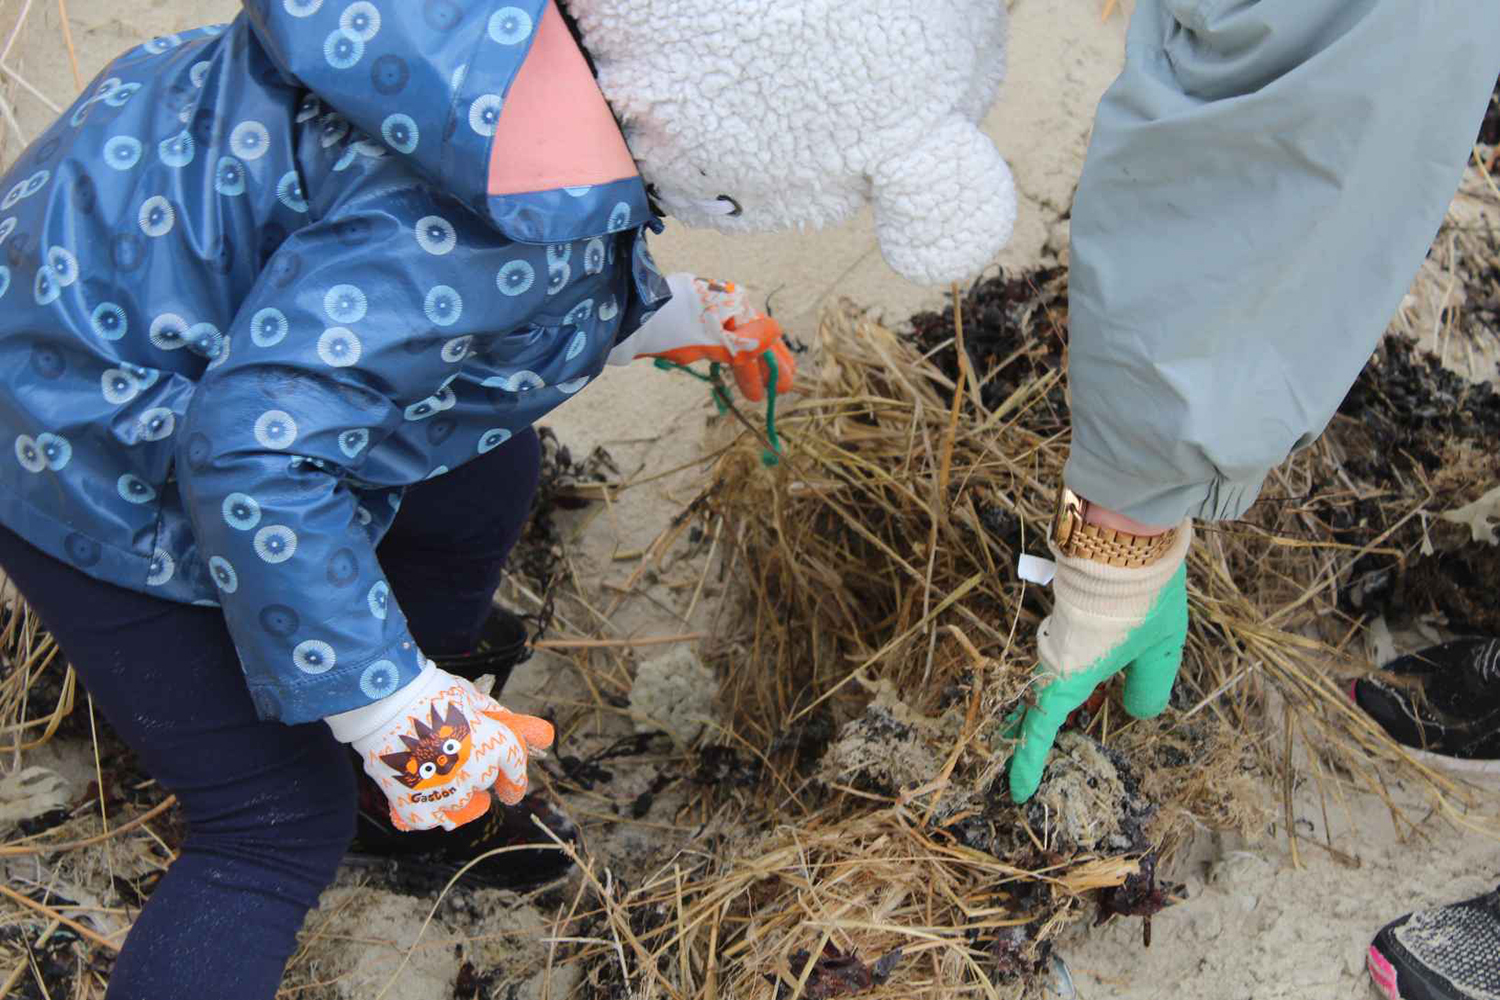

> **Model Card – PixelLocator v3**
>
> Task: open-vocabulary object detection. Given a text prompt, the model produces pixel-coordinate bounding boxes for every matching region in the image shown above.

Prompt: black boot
[431,603,532,688]
[348,608,578,891]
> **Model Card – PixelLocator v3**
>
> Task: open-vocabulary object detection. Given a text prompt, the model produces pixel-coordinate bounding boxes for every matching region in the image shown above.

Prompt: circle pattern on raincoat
[118,474,156,504]
[294,639,335,674]
[489,8,532,45]
[254,524,298,563]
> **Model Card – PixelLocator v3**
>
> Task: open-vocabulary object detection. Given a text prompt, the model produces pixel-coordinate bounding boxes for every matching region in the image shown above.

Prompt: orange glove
[606,273,795,401]
[332,663,553,832]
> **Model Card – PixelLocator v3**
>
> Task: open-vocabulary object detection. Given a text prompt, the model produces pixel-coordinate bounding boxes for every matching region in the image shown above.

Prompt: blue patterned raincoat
[0,0,669,723]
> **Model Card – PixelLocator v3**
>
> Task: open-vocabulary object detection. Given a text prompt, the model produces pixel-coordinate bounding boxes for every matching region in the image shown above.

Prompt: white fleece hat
[564,0,1016,286]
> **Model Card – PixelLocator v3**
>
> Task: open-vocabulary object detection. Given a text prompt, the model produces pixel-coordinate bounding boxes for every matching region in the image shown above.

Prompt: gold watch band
[1058,520,1177,568]
[1053,486,1177,568]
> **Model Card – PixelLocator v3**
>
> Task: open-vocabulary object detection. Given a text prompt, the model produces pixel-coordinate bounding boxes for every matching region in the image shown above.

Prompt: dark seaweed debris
[1335,335,1500,484]
[905,267,1071,423]
[1325,335,1500,632]
[513,427,618,587]
[0,895,115,1000]
[551,730,664,792]
[508,426,619,635]
[693,742,763,789]
[1387,537,1500,635]
[571,879,675,1000]
[769,944,903,1000]
[947,735,1166,978]
[1095,852,1186,948]
[1479,74,1500,147]
[981,922,1055,982]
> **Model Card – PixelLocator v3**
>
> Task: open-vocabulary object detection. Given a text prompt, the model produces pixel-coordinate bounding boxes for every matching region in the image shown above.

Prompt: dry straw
[529,276,1498,997]
[550,803,1149,1000]
[708,283,1497,823]
[2,2,1498,995]
[8,280,1495,997]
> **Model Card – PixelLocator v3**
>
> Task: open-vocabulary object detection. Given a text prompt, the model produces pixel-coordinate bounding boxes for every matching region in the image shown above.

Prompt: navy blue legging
[0,427,540,1000]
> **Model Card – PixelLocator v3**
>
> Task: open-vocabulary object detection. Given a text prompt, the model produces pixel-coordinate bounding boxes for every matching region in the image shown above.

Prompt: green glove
[1007,523,1192,803]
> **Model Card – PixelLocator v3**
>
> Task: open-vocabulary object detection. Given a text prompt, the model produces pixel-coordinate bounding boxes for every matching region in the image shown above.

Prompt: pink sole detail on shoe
[1368,945,1401,1000]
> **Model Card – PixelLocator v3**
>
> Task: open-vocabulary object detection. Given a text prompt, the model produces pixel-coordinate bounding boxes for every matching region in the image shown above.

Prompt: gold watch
[1051,486,1177,568]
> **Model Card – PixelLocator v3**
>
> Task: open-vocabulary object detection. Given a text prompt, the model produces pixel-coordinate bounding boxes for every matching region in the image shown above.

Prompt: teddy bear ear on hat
[870,116,1016,287]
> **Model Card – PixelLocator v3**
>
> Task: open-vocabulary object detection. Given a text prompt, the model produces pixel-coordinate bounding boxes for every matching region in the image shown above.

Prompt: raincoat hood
[242,0,654,244]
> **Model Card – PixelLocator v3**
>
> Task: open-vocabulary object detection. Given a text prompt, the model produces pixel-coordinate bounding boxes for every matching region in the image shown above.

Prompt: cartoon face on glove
[380,702,473,790]
[563,0,1018,286]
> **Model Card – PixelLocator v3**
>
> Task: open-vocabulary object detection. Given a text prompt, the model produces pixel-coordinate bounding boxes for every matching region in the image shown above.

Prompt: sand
[0,2,1496,998]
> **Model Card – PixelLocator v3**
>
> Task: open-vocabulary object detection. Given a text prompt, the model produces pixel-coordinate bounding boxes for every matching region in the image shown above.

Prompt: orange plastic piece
[647,315,796,402]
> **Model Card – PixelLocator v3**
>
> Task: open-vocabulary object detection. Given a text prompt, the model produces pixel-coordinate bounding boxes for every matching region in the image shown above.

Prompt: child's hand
[345,667,553,832]
[607,272,796,402]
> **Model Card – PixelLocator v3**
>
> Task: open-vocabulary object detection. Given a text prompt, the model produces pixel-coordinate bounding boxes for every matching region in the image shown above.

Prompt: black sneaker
[1368,887,1500,1000]
[430,606,532,688]
[1351,637,1500,775]
[349,783,578,893]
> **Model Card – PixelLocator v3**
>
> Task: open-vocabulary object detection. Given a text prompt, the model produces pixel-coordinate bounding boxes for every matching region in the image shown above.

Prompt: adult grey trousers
[1064,0,1500,525]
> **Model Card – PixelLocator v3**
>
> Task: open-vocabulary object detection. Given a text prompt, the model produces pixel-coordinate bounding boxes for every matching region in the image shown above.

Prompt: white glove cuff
[1037,523,1192,677]
[1048,521,1193,619]
[326,659,441,744]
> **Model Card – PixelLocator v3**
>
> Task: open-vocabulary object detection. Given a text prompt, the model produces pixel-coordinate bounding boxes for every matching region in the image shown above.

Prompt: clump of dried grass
[541,281,1500,998]
[533,290,1237,998]
[563,803,1148,1000]
[0,586,73,756]
[707,292,1497,826]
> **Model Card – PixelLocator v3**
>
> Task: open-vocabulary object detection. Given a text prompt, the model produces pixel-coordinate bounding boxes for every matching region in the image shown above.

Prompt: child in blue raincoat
[0,0,1015,995]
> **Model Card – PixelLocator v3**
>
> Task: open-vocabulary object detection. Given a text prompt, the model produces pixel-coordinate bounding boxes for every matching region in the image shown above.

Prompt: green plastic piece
[651,351,784,466]
[760,350,781,466]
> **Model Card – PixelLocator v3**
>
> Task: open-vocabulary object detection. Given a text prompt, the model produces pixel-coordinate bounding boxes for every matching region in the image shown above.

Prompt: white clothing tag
[1017,554,1057,586]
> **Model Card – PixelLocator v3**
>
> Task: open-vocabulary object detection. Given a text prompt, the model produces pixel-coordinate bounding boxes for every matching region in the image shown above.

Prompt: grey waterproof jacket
[1065,0,1500,526]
